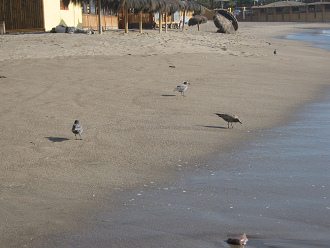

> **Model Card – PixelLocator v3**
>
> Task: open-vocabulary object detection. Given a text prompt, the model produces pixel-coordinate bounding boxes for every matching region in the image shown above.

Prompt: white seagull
[72,120,83,139]
[174,81,190,96]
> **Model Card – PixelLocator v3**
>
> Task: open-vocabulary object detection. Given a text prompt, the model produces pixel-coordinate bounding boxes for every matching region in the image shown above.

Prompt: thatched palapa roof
[66,0,201,13]
[216,9,238,31]
[213,14,235,34]
[188,15,208,26]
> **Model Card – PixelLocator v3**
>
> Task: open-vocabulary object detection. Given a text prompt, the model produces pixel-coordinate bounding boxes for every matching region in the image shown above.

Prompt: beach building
[118,11,154,29]
[240,1,330,22]
[0,0,82,32]
[81,0,118,30]
[0,0,201,33]
[81,3,187,31]
[153,11,195,29]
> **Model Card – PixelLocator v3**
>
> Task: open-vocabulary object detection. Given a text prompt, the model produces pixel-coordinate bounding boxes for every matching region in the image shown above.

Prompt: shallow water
[286,28,330,51]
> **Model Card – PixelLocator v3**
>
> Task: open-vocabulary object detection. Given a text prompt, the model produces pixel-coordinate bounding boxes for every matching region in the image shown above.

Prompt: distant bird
[227,233,248,246]
[273,49,277,55]
[72,120,83,139]
[174,81,190,96]
[215,113,242,128]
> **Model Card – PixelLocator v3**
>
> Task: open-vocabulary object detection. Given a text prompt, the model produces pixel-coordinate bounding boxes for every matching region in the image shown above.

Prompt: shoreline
[81,89,330,248]
[1,22,330,247]
[34,88,330,247]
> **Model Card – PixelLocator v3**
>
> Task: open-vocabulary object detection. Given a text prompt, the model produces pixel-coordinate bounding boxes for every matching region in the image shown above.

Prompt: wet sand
[34,89,330,248]
[1,22,330,247]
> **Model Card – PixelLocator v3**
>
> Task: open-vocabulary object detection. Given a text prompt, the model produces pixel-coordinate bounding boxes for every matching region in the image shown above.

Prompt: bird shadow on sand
[45,137,70,143]
[199,125,227,129]
[161,94,176,97]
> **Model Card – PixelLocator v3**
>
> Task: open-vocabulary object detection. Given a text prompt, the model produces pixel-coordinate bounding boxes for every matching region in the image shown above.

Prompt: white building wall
[43,0,82,31]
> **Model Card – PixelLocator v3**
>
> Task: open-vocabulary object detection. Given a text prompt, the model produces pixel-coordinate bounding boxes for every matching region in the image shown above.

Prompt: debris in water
[227,233,248,246]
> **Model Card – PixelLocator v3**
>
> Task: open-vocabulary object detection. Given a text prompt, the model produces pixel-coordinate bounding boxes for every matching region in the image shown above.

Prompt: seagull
[174,81,190,96]
[273,49,277,55]
[227,233,248,246]
[215,113,242,128]
[72,120,83,139]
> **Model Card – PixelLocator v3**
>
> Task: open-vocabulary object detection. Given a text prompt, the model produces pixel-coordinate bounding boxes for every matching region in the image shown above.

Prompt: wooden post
[125,4,129,33]
[159,11,162,33]
[83,3,87,13]
[0,21,5,35]
[139,11,143,33]
[89,0,93,14]
[289,6,292,21]
[182,9,186,31]
[165,12,168,33]
[170,13,173,29]
[98,0,102,34]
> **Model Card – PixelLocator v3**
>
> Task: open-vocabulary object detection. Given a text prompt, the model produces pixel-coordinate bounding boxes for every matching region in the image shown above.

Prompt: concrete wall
[43,0,82,31]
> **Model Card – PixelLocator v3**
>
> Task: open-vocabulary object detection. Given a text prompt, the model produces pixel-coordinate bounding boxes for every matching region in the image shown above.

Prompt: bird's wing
[216,113,226,118]
[174,85,182,92]
[216,113,232,121]
[73,124,82,131]
[178,84,188,91]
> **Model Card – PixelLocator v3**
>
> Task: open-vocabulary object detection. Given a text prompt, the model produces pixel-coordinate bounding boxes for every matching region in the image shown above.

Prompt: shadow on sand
[161,94,177,97]
[45,137,70,142]
[200,125,227,129]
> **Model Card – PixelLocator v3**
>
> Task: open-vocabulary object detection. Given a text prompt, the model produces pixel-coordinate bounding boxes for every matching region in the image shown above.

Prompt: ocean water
[286,28,330,51]
[34,30,330,248]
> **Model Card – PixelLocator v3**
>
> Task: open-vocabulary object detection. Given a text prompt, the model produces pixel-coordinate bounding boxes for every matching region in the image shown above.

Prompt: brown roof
[307,1,330,5]
[252,1,305,8]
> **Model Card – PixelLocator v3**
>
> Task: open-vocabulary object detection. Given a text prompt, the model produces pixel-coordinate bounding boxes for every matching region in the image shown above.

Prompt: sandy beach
[1,22,330,247]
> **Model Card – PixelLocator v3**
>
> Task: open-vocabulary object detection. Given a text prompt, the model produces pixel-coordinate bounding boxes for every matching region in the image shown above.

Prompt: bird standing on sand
[72,120,83,139]
[215,113,242,128]
[227,233,248,246]
[174,81,190,96]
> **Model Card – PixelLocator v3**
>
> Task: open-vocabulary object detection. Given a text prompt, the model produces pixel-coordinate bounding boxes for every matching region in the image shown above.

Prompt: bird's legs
[79,133,82,140]
[75,134,77,140]
[227,122,230,129]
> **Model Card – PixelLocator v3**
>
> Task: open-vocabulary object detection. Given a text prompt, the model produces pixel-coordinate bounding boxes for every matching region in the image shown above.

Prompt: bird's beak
[239,120,242,124]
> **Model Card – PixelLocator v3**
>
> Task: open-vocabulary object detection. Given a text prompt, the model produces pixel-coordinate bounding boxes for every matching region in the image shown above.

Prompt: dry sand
[0,22,330,247]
